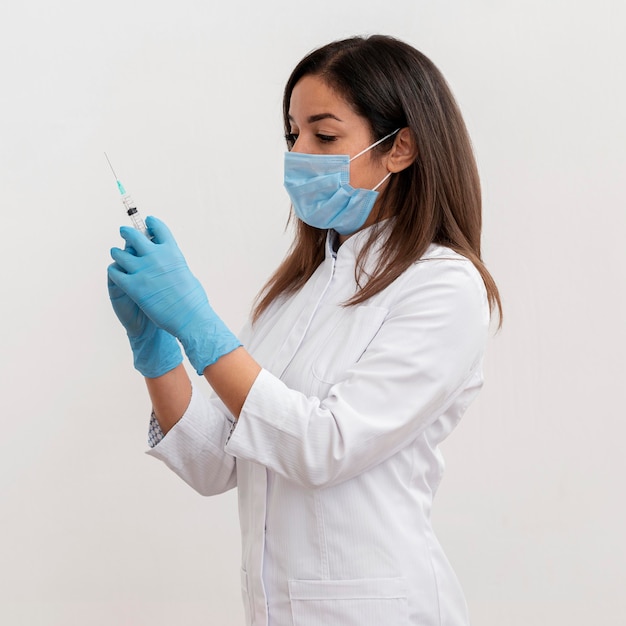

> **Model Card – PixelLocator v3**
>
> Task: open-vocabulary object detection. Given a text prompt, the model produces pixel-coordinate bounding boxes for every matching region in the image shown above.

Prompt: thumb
[145,216,177,246]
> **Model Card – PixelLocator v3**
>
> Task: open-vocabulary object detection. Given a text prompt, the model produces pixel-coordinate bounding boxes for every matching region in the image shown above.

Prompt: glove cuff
[129,328,183,378]
[179,316,242,376]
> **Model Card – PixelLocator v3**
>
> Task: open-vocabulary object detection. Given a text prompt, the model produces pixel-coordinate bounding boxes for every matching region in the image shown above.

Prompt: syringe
[104,153,150,237]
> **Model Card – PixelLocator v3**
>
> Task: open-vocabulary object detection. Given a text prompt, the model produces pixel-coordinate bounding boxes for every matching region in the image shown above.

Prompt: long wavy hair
[253,35,501,325]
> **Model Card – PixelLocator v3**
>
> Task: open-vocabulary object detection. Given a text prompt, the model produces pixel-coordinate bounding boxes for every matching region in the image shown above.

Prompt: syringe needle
[104,152,118,180]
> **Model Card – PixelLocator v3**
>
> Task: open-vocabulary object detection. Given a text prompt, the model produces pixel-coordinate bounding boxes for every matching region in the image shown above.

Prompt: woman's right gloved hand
[108,253,183,379]
[107,217,241,376]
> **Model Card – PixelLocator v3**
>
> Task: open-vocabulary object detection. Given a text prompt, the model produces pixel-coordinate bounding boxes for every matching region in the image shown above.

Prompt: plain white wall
[1,1,624,624]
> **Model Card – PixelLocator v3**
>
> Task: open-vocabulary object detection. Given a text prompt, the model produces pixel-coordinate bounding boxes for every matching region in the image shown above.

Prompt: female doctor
[108,35,501,626]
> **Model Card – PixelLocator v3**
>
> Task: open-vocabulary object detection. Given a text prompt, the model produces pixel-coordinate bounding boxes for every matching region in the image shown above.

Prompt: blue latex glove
[107,216,241,375]
[108,247,183,378]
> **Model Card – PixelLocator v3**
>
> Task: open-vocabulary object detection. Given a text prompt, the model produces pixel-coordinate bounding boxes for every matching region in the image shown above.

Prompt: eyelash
[284,133,337,147]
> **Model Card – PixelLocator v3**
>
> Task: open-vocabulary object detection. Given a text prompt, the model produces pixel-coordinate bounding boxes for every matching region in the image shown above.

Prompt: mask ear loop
[349,128,400,162]
[372,171,392,191]
[352,128,400,191]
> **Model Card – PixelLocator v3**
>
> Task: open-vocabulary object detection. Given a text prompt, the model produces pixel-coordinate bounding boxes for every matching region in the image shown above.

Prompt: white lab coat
[147,225,490,626]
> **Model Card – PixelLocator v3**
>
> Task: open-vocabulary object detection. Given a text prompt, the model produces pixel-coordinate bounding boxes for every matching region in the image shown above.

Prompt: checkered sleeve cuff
[148,412,166,448]
[226,417,237,444]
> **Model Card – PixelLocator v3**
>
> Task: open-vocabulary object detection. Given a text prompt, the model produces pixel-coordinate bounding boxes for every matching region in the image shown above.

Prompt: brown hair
[253,35,502,325]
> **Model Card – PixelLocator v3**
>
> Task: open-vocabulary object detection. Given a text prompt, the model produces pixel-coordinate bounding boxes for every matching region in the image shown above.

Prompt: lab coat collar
[325,221,456,267]
[325,219,394,263]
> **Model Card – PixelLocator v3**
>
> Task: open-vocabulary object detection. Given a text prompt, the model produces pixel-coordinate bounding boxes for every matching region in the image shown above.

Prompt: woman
[108,35,501,626]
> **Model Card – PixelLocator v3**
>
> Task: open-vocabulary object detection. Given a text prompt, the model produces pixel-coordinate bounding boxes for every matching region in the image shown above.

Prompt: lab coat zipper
[268,254,337,380]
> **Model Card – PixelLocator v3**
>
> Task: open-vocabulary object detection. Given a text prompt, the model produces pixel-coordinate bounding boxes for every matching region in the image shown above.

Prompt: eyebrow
[288,113,344,124]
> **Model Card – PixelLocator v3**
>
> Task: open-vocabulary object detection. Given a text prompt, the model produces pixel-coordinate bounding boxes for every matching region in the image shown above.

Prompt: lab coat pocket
[288,577,409,626]
[312,305,388,384]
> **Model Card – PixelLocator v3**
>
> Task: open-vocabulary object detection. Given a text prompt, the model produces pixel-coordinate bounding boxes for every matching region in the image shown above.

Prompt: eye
[317,134,337,143]
[285,133,298,148]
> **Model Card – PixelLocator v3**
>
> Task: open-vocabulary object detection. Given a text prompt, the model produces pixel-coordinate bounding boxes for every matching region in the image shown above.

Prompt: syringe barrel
[121,193,150,237]
[128,207,149,236]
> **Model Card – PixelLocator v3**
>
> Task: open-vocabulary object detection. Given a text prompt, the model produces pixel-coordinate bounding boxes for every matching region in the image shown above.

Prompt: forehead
[288,74,357,123]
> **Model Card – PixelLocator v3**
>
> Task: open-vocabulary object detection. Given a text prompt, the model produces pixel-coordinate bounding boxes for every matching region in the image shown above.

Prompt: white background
[1,1,624,624]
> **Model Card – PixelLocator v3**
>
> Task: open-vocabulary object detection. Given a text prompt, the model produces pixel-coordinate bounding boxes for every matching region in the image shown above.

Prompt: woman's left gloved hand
[107,216,241,375]
[108,265,183,378]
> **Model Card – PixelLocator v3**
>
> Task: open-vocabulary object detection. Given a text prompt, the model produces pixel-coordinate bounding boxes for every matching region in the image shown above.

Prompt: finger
[107,261,127,295]
[145,216,177,246]
[110,246,142,274]
[107,261,132,293]
[108,280,125,302]
[119,225,154,256]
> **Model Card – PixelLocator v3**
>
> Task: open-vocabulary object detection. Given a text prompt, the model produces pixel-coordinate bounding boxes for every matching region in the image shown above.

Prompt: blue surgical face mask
[283,129,400,236]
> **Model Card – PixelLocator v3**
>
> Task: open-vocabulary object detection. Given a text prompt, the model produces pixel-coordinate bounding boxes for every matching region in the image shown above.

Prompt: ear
[385,127,418,173]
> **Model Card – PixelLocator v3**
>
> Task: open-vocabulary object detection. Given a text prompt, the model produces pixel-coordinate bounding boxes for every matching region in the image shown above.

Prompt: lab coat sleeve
[146,380,237,496]
[225,258,490,489]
